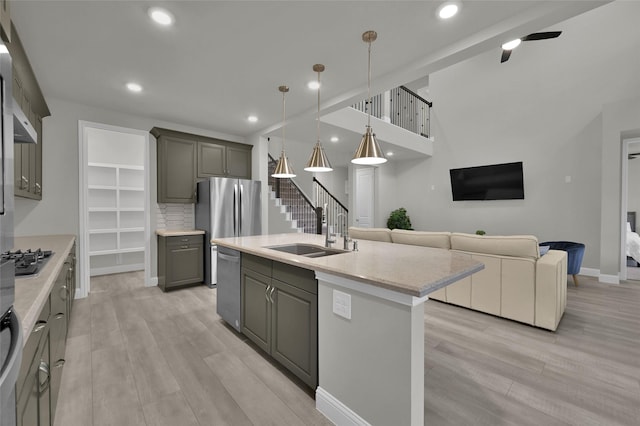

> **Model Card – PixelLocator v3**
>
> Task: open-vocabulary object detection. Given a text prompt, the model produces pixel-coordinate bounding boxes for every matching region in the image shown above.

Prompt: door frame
[620,137,640,281]
[78,121,151,298]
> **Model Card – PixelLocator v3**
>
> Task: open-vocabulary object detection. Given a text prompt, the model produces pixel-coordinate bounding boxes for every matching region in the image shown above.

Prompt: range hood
[13,102,36,144]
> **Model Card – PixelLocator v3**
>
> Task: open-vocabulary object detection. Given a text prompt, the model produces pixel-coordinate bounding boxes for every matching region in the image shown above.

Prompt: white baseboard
[90,264,144,277]
[578,267,620,284]
[147,276,158,287]
[599,273,620,284]
[316,387,370,426]
[579,267,599,277]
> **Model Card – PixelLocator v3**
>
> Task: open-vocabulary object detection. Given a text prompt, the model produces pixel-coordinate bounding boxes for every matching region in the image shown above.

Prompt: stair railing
[313,177,348,237]
[351,85,432,138]
[268,154,322,234]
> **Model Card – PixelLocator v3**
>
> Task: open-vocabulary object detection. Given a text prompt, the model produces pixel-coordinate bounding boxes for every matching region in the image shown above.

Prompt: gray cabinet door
[197,142,225,177]
[16,348,39,426]
[34,116,43,198]
[167,245,203,287]
[226,145,251,179]
[157,135,196,203]
[241,268,271,353]
[271,279,317,388]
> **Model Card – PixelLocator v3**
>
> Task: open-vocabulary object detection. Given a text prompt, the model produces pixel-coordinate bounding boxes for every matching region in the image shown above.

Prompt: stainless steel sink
[265,243,348,258]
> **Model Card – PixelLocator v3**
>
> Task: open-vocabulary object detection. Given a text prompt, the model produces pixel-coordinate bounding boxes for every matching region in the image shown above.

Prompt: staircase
[268,156,321,234]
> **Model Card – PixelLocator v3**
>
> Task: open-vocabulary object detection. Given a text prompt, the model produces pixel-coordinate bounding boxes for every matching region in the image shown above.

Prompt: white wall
[373,2,640,273]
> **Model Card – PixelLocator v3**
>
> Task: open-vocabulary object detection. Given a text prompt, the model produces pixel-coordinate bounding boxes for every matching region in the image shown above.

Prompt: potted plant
[475,230,486,235]
[387,207,413,230]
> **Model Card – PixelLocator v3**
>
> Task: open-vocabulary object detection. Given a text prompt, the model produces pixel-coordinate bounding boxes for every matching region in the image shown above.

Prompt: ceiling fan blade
[500,49,512,63]
[522,31,562,41]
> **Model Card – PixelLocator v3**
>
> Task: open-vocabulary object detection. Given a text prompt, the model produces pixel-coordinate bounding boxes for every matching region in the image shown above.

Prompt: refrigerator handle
[233,183,238,236]
[239,183,244,235]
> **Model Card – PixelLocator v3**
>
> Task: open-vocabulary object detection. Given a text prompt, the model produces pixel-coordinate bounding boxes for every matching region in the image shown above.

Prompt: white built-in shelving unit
[87,162,145,275]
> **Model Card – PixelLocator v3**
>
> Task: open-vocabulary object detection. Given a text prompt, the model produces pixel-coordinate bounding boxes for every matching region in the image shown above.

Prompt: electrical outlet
[333,289,352,320]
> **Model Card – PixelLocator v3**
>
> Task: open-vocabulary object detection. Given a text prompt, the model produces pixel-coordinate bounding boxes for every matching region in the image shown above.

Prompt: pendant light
[352,30,387,165]
[305,64,333,172]
[272,85,296,178]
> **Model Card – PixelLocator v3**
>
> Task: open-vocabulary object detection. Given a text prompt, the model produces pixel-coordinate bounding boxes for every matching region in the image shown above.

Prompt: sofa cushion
[348,227,392,243]
[450,233,540,260]
[390,229,451,249]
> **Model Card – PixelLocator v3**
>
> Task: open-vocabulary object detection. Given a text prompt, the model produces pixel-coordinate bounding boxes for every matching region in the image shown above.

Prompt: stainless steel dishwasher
[216,246,242,332]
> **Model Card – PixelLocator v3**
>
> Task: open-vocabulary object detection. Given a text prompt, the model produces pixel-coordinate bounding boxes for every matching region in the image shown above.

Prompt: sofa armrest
[535,250,568,331]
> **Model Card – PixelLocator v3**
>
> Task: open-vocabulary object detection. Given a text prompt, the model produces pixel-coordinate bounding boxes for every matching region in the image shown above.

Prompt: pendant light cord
[281,89,286,154]
[367,38,372,128]
[316,70,321,144]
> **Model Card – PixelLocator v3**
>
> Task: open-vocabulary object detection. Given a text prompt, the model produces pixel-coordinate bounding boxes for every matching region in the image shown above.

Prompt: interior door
[355,167,375,228]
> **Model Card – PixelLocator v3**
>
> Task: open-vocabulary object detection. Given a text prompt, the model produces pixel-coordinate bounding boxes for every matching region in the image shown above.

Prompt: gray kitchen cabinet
[11,26,49,200]
[197,140,252,179]
[155,133,197,203]
[152,127,252,203]
[16,244,76,426]
[157,234,204,291]
[16,300,50,426]
[0,0,10,42]
[241,254,318,388]
[197,141,225,177]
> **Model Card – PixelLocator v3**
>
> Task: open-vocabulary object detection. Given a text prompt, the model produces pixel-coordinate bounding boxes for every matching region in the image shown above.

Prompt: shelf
[119,186,144,192]
[88,162,144,171]
[89,207,117,213]
[89,185,117,191]
[89,247,145,256]
[88,227,144,234]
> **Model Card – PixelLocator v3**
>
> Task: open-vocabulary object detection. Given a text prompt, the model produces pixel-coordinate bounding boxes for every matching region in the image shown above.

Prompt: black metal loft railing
[351,85,432,138]
[313,177,348,236]
[268,155,322,234]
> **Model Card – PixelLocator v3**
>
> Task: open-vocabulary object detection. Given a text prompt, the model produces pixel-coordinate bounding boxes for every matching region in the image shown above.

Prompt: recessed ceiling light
[386,151,394,156]
[247,115,258,123]
[307,81,321,90]
[437,2,460,20]
[330,136,339,143]
[148,7,174,26]
[501,39,522,51]
[126,82,143,93]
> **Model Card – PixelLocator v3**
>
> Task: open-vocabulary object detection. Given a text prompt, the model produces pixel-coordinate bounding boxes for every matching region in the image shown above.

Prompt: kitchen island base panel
[316,273,424,426]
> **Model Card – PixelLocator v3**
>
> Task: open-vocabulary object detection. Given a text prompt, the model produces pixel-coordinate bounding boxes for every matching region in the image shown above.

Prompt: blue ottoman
[540,241,585,286]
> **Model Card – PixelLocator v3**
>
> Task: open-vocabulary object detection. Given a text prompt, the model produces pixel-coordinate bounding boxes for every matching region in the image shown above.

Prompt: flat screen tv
[449,161,524,201]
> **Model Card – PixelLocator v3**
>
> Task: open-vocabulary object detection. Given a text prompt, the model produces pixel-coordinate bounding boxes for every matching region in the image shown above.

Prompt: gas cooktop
[1,249,54,276]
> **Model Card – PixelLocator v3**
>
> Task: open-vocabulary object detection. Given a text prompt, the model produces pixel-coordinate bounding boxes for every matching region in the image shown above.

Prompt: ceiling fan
[500,31,562,63]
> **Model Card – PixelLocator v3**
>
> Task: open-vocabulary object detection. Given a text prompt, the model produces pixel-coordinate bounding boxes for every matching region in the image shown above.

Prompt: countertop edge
[13,235,76,343]
[156,229,205,236]
[212,237,483,298]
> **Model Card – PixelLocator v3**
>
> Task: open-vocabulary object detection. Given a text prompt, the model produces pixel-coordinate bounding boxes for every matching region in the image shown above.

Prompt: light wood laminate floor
[54,273,640,425]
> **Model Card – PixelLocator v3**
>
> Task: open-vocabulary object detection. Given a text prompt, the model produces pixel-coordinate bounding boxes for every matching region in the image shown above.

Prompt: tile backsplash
[156,203,195,230]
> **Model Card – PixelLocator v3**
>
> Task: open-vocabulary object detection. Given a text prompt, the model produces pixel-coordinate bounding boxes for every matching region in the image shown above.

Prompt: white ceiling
[11,0,608,147]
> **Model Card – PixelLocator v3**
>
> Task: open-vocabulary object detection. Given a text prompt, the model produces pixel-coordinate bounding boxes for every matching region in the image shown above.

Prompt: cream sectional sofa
[348,227,568,331]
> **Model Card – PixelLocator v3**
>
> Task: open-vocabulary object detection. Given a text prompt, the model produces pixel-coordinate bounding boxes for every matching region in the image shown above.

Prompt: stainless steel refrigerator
[195,177,262,287]
[196,178,261,332]
[1,42,22,426]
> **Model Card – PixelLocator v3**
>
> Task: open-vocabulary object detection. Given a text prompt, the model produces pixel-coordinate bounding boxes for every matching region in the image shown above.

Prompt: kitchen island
[213,233,484,426]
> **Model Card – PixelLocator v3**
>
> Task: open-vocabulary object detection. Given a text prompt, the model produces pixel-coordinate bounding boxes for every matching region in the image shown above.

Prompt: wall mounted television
[449,161,524,201]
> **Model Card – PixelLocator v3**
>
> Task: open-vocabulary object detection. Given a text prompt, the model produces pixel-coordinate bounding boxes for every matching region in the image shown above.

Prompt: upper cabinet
[8,22,51,200]
[0,0,10,42]
[152,127,252,204]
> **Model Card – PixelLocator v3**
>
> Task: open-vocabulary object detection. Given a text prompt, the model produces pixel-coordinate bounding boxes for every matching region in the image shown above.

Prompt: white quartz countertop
[212,233,484,298]
[156,229,205,236]
[13,234,76,344]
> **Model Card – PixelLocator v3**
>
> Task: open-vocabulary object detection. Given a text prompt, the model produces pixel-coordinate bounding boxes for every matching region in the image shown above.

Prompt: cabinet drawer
[242,253,272,277]
[16,299,50,400]
[272,261,317,295]
[166,235,203,247]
